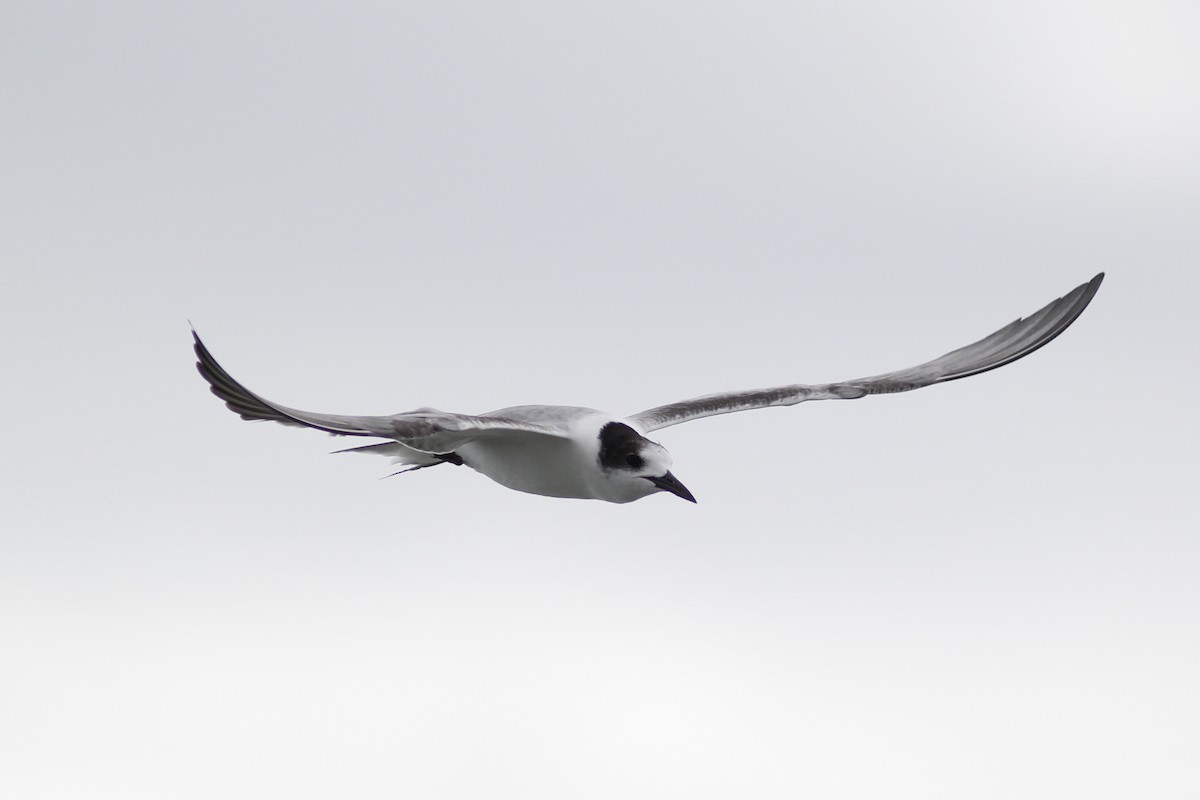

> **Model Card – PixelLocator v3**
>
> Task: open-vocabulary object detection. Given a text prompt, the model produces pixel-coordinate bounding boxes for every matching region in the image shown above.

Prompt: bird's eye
[625,454,644,469]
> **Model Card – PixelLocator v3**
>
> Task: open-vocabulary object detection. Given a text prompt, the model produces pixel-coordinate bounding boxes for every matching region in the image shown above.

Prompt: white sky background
[2,1,1198,797]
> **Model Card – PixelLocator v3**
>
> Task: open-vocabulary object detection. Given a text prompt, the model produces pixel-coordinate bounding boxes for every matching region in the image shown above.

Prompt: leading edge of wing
[627,273,1104,433]
[192,328,570,451]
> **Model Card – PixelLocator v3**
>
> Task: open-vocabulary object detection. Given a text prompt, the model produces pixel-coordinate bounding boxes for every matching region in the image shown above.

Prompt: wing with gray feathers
[628,273,1103,433]
[193,330,571,453]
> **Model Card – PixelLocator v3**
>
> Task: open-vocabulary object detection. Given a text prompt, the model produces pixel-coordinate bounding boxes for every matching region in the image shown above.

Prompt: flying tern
[194,273,1103,504]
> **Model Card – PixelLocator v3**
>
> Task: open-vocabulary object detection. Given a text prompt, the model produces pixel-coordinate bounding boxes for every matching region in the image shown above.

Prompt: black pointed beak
[648,471,697,503]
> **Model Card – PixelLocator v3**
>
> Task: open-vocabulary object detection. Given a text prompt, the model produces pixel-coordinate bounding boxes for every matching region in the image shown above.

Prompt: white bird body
[194,274,1104,504]
[456,406,612,501]
[337,405,678,503]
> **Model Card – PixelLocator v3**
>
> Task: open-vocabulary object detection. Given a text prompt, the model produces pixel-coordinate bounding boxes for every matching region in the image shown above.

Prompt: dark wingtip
[191,328,293,424]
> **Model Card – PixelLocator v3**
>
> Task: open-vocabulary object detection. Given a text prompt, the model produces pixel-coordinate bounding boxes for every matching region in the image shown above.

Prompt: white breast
[457,407,611,500]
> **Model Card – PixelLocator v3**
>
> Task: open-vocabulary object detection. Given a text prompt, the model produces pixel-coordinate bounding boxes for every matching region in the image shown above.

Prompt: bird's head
[595,421,696,504]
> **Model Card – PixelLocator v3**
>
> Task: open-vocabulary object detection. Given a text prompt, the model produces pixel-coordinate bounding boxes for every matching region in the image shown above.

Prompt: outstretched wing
[628,273,1103,433]
[193,330,570,453]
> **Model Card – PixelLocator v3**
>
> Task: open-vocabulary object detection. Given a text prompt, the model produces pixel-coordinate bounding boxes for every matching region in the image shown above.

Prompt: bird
[194,273,1103,504]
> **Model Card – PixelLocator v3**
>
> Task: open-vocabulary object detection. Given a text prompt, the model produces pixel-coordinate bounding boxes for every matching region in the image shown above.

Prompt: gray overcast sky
[2,2,1198,797]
